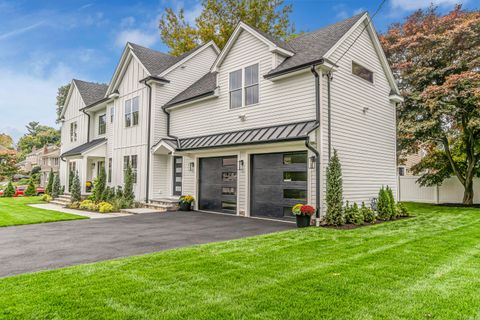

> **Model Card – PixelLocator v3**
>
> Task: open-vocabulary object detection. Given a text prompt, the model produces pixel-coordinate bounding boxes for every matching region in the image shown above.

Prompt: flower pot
[296,214,311,228]
[179,202,192,211]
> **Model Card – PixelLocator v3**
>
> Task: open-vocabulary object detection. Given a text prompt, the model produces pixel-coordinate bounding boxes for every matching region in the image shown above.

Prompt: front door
[199,156,237,213]
[172,156,183,196]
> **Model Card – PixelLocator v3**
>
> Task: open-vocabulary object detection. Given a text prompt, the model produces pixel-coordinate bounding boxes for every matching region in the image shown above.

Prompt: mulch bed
[320,216,414,230]
[437,203,480,208]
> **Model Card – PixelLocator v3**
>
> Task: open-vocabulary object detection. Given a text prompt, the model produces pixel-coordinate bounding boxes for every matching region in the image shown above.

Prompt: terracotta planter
[296,214,311,228]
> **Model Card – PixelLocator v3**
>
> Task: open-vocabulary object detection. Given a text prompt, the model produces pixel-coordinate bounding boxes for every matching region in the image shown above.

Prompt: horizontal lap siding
[320,21,397,209]
[170,30,316,138]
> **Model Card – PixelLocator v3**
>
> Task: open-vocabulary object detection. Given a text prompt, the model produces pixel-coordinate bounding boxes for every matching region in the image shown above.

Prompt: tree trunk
[463,177,474,205]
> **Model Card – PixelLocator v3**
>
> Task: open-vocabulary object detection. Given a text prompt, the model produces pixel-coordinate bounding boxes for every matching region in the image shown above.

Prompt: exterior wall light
[309,156,316,169]
[189,162,195,171]
[238,159,244,171]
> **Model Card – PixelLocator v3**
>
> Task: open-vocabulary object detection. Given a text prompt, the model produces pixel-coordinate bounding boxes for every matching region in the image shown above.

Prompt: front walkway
[29,203,131,219]
[0,211,294,278]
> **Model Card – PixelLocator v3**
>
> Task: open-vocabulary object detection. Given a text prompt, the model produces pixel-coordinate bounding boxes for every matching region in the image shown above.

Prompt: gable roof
[72,79,108,106]
[266,12,366,77]
[60,138,106,158]
[164,72,218,108]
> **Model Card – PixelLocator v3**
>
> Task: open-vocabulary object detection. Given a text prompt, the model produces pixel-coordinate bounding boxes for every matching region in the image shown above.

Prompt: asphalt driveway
[0,211,294,278]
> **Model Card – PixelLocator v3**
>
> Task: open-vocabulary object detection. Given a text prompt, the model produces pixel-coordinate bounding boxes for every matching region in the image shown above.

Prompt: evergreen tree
[326,149,344,225]
[3,181,15,197]
[24,178,36,197]
[52,174,61,198]
[386,186,396,219]
[377,187,392,220]
[70,172,81,203]
[123,164,135,205]
[46,169,54,195]
[92,166,106,202]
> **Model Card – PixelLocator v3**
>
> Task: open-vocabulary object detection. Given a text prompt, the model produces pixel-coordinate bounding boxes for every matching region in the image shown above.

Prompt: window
[283,152,307,164]
[283,171,307,182]
[125,97,139,127]
[123,155,138,183]
[283,189,307,200]
[173,156,182,196]
[222,157,236,166]
[352,61,373,83]
[222,201,236,211]
[245,64,259,105]
[222,172,237,182]
[108,158,112,183]
[70,122,77,142]
[222,187,236,195]
[229,69,242,108]
[97,161,105,176]
[398,167,405,176]
[110,106,115,123]
[98,114,106,135]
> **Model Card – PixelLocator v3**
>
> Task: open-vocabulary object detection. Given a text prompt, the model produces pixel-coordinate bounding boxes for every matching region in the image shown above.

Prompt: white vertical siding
[320,20,397,208]
[170,30,316,138]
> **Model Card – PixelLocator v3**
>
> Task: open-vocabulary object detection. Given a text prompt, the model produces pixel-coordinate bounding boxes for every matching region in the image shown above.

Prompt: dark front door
[172,156,183,196]
[199,156,237,214]
[251,151,308,219]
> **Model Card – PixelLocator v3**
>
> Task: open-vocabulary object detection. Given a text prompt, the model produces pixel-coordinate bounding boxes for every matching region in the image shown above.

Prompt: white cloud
[390,0,466,11]
[353,8,366,15]
[183,3,202,25]
[120,16,136,28]
[115,29,158,47]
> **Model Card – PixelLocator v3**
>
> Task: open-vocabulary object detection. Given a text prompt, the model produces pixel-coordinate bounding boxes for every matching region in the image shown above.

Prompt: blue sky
[0,0,477,142]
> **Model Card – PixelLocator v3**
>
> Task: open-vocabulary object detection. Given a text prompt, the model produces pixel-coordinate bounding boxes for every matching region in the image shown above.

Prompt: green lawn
[1,203,480,319]
[0,196,86,227]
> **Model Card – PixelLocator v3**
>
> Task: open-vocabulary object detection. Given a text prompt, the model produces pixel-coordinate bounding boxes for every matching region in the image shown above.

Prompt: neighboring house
[19,146,43,173]
[59,12,402,222]
[398,148,427,176]
[18,145,60,185]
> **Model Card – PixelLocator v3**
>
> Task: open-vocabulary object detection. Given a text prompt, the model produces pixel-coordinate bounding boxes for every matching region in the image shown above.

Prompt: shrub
[103,186,115,202]
[51,174,61,198]
[111,197,131,211]
[67,201,80,209]
[396,202,409,217]
[115,186,124,199]
[377,186,392,220]
[3,181,15,197]
[98,202,114,213]
[124,164,135,205]
[386,186,396,219]
[24,178,36,197]
[351,202,364,225]
[360,202,376,223]
[92,166,106,202]
[70,173,81,203]
[325,149,344,225]
[79,200,98,211]
[46,169,54,195]
[60,185,65,195]
[41,194,53,202]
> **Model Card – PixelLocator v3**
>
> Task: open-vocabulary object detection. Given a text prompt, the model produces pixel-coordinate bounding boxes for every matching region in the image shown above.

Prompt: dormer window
[229,63,259,109]
[352,61,373,83]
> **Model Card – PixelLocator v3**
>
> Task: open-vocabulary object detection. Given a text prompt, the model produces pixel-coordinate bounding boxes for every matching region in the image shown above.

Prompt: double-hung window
[98,114,106,135]
[124,97,139,127]
[229,63,259,108]
[229,69,242,108]
[123,155,138,183]
[70,122,77,142]
[244,64,259,105]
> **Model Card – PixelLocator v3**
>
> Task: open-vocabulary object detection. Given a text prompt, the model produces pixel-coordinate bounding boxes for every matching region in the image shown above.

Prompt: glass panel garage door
[251,151,308,219]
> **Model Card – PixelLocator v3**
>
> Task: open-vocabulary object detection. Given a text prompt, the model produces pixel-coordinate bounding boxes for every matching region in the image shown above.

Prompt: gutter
[306,65,322,226]
[81,109,91,143]
[264,58,325,80]
[162,106,181,149]
[140,79,154,203]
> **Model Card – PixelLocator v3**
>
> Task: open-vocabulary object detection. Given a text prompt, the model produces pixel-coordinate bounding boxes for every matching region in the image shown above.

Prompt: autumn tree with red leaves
[381,6,480,204]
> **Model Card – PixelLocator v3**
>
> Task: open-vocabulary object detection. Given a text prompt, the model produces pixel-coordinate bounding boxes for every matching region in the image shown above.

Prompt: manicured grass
[1,203,480,319]
[0,196,86,227]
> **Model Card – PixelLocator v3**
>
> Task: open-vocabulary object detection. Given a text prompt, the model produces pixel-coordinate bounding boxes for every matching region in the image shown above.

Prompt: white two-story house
[59,12,402,222]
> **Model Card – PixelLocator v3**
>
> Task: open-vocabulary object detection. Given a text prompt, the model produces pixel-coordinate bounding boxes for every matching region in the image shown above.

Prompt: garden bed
[321,216,414,230]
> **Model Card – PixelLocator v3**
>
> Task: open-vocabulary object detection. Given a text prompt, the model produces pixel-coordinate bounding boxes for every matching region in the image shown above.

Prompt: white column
[80,157,88,195]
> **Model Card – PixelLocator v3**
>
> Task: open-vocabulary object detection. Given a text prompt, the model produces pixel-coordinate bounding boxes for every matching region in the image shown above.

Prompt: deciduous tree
[380,6,480,204]
[56,84,71,122]
[159,0,293,55]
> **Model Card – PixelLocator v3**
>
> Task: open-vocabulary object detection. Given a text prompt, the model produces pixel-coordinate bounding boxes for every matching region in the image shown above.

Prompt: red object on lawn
[0,186,45,197]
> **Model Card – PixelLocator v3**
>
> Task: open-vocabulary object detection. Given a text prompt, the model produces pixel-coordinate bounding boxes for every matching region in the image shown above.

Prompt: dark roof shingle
[73,79,108,106]
[61,138,106,158]
[165,72,218,107]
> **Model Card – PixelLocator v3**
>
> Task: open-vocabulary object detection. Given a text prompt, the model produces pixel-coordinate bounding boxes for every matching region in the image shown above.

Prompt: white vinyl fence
[398,176,480,204]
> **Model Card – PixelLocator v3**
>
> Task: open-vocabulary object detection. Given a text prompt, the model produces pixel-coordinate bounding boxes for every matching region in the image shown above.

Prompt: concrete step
[139,201,177,212]
[57,195,71,200]
[50,200,68,206]
[120,208,164,214]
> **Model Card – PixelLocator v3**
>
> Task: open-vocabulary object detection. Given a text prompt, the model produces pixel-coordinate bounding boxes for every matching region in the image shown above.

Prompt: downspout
[162,107,181,149]
[81,109,91,143]
[141,79,153,203]
[327,72,332,159]
[307,65,321,226]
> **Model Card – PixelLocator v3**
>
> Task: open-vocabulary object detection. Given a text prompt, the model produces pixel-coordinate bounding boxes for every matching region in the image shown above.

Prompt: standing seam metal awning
[153,120,317,151]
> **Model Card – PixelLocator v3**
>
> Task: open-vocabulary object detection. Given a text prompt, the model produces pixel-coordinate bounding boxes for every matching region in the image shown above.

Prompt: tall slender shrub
[377,186,391,220]
[386,186,396,219]
[3,181,15,197]
[24,178,36,196]
[46,169,54,195]
[70,172,81,203]
[52,174,61,198]
[92,166,106,202]
[326,149,344,225]
[123,164,134,206]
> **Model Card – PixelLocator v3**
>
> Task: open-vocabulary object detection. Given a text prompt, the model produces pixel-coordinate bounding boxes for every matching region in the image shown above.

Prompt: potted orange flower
[292,204,315,228]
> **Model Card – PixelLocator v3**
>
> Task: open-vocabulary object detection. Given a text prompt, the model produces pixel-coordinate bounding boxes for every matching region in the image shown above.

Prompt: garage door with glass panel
[251,151,308,219]
[199,156,237,214]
